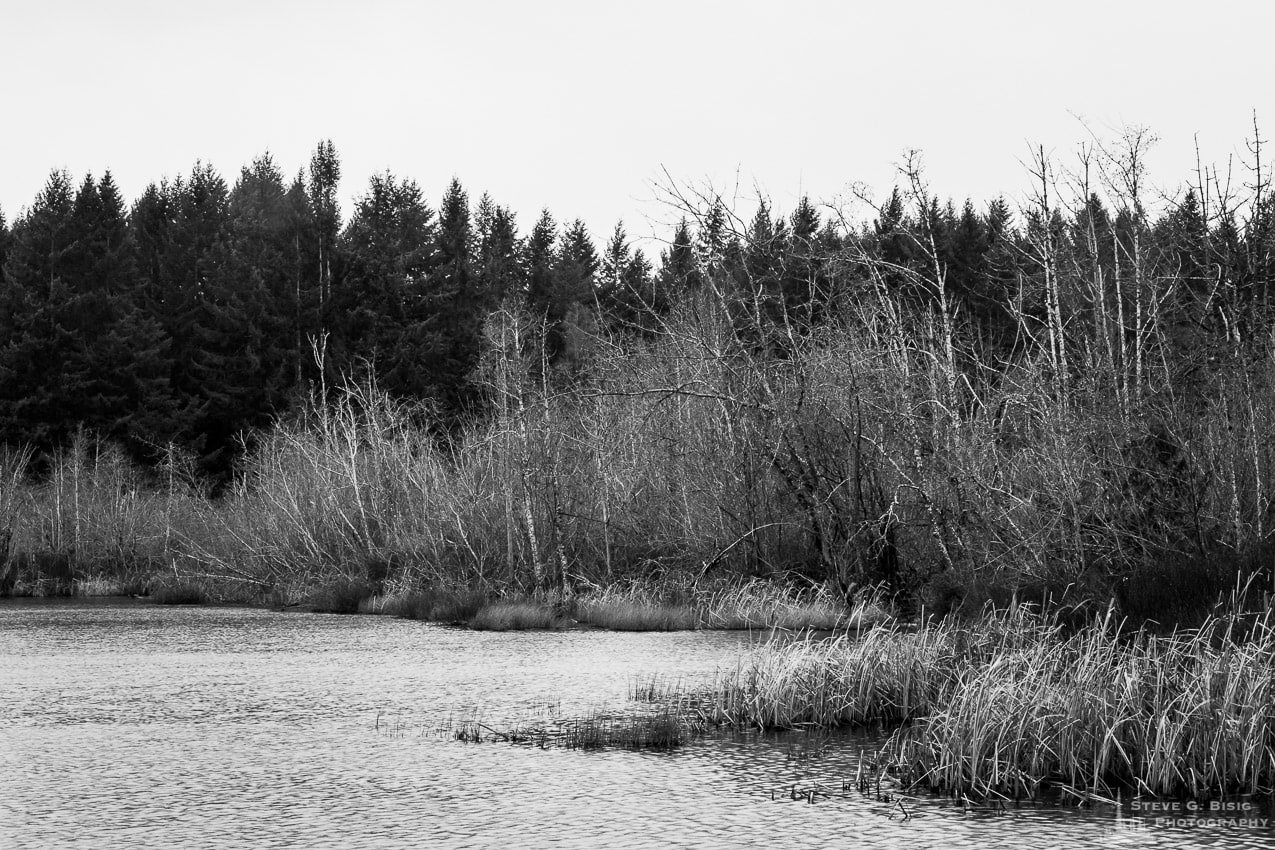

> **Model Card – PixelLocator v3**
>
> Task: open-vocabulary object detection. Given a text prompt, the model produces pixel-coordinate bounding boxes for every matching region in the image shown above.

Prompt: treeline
[3,138,1273,474]
[0,142,674,471]
[3,132,1275,615]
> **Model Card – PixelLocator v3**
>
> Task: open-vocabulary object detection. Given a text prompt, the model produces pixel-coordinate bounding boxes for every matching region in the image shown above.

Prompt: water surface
[3,599,1274,848]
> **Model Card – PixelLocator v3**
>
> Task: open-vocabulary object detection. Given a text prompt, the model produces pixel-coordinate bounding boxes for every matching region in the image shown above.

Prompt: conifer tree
[784,195,824,324]
[657,218,697,298]
[548,219,600,368]
[621,248,658,333]
[599,222,631,305]
[873,187,921,298]
[334,171,435,395]
[0,172,171,451]
[473,193,522,306]
[524,209,560,365]
[308,140,342,316]
[180,155,295,463]
[0,171,79,447]
[415,177,481,413]
[597,222,644,333]
[282,171,323,385]
[695,200,730,290]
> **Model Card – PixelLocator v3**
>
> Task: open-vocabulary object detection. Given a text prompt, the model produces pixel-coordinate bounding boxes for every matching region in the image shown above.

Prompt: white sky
[2,0,1273,244]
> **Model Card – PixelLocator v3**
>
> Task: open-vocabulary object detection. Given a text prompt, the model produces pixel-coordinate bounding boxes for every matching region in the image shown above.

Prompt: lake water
[3,599,1275,849]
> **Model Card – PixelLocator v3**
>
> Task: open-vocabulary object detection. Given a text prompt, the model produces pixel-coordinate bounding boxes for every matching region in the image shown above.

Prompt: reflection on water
[2,599,1274,849]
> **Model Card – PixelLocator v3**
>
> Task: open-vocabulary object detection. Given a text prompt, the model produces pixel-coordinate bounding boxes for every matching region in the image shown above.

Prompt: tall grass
[891,609,1275,799]
[569,577,884,632]
[468,599,564,631]
[654,604,1275,799]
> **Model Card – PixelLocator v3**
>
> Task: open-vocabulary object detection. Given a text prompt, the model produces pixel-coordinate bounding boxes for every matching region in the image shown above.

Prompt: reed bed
[676,619,960,729]
[570,577,888,632]
[469,599,565,631]
[651,605,1275,800]
[696,580,887,631]
[573,597,699,631]
[374,586,488,622]
[891,610,1275,800]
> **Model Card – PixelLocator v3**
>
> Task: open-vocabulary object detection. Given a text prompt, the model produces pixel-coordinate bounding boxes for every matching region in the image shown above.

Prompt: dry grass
[697,580,887,631]
[75,573,149,597]
[889,609,1275,800]
[648,603,1275,799]
[374,586,488,623]
[469,599,565,631]
[570,577,889,632]
[306,578,376,614]
[574,598,699,631]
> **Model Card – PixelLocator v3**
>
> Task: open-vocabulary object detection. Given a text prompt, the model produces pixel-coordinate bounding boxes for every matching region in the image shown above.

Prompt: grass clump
[574,599,699,631]
[307,579,376,614]
[149,581,209,605]
[468,599,565,631]
[75,572,150,597]
[571,581,697,630]
[379,586,488,623]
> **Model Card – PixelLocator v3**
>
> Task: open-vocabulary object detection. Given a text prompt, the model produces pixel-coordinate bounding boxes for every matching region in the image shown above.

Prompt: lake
[3,599,1274,848]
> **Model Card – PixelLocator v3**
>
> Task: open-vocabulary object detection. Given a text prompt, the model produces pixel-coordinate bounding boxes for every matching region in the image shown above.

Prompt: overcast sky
[3,0,1273,242]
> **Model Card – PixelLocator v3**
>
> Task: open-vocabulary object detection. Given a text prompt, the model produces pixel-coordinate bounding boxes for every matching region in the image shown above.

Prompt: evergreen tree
[0,171,79,447]
[695,200,730,290]
[415,177,481,414]
[625,249,657,318]
[308,140,342,317]
[181,155,295,464]
[283,170,322,385]
[550,219,600,367]
[0,172,171,451]
[167,162,233,434]
[739,202,786,335]
[657,217,697,298]
[873,187,921,298]
[598,221,659,334]
[334,171,435,396]
[945,199,991,319]
[525,209,558,317]
[1157,189,1212,330]
[784,195,824,324]
[473,193,522,306]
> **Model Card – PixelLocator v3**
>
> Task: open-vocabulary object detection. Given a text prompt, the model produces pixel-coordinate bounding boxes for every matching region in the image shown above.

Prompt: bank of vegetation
[0,126,1273,634]
[644,601,1275,800]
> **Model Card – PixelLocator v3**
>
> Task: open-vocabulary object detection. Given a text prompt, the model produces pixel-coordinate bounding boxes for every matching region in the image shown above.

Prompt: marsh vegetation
[635,599,1275,801]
